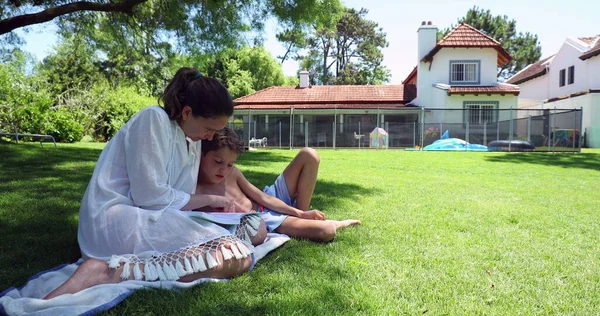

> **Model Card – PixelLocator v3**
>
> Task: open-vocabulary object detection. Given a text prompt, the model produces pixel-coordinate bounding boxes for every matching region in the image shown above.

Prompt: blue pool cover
[423,131,488,151]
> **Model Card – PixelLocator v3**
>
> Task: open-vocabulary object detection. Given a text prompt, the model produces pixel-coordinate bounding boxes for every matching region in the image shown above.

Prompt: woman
[45,68,254,299]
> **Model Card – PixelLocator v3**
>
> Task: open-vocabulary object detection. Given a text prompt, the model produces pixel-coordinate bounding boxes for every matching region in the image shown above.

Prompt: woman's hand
[210,196,251,213]
[299,209,326,220]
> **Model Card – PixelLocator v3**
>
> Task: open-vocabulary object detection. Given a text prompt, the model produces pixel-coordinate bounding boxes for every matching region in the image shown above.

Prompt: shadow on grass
[484,152,600,171]
[1,144,373,310]
[0,144,101,291]
[235,150,295,167]
[240,169,377,212]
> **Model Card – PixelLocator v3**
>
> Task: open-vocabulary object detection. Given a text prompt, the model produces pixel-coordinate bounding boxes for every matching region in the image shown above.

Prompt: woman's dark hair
[159,67,234,121]
[201,127,245,156]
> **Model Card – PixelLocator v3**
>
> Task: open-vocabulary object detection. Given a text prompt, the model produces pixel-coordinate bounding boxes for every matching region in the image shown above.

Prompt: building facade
[233,22,521,148]
[507,36,600,147]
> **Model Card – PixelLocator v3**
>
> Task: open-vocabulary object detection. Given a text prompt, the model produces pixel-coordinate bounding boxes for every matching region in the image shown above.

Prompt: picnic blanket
[0,232,290,316]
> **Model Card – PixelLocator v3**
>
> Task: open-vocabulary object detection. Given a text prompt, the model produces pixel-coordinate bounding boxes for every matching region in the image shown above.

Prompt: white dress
[77,106,252,281]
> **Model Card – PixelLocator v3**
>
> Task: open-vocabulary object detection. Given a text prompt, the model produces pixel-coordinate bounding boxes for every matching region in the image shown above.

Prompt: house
[507,35,600,148]
[232,21,520,148]
[405,22,519,125]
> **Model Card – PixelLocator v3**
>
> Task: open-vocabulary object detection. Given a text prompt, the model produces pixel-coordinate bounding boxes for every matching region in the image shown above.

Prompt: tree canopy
[279,7,390,85]
[1,0,337,52]
[440,6,542,81]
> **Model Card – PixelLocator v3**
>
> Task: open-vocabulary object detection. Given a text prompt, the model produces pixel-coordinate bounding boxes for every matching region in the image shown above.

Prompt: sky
[17,0,600,84]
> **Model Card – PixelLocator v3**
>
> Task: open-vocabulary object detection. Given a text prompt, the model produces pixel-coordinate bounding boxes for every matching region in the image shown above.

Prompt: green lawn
[1,142,599,315]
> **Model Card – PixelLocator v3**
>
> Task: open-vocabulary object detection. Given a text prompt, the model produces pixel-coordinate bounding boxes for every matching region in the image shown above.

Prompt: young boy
[196,128,360,242]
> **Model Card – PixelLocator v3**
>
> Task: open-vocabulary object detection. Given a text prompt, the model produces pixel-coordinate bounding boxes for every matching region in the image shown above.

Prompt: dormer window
[450,60,480,85]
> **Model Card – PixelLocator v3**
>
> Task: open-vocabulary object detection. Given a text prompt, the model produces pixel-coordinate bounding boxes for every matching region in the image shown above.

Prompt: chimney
[417,20,438,62]
[299,69,309,88]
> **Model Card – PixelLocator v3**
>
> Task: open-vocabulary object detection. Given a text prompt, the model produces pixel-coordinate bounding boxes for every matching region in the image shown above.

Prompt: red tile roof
[506,55,554,84]
[578,36,600,45]
[422,23,512,66]
[447,84,519,96]
[234,85,416,110]
[580,36,600,60]
[234,103,412,110]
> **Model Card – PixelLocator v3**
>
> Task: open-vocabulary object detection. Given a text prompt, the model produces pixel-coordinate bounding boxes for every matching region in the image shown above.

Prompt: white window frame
[463,101,499,124]
[449,60,480,85]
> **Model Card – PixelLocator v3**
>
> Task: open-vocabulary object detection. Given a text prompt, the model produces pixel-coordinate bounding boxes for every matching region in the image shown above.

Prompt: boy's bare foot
[328,219,361,229]
[44,258,120,300]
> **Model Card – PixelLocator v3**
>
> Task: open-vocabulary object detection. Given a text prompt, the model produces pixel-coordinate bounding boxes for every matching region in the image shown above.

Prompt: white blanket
[0,233,289,316]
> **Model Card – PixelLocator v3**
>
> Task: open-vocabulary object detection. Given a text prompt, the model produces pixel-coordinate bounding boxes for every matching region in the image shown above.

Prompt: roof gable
[422,23,512,66]
[580,35,600,60]
[506,55,554,84]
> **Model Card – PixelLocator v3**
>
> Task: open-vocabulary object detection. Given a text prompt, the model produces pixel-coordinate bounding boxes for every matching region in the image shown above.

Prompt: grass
[1,142,599,315]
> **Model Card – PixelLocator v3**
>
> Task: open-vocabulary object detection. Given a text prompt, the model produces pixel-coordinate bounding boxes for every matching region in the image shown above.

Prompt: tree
[275,0,344,64]
[1,0,341,50]
[299,7,391,85]
[37,33,102,96]
[440,6,541,81]
[203,46,291,99]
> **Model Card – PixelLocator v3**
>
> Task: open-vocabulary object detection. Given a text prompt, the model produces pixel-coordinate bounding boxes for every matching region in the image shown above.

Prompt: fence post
[465,108,470,144]
[551,106,556,152]
[483,123,487,146]
[420,107,425,149]
[279,121,282,148]
[573,109,577,152]
[333,109,337,149]
[247,110,252,145]
[413,122,416,148]
[509,107,513,152]
[305,121,309,148]
[289,107,294,149]
[527,115,531,142]
[358,121,362,149]
[496,121,500,141]
[579,107,583,153]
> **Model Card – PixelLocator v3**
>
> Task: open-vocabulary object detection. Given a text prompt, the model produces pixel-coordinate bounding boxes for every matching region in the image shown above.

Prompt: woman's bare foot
[44,258,121,300]
[329,219,361,229]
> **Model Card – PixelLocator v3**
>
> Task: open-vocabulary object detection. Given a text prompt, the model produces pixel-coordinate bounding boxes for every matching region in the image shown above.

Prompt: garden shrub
[1,64,156,143]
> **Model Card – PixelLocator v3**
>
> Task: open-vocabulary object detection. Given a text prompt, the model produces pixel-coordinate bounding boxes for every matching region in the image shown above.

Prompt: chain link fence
[231,107,583,153]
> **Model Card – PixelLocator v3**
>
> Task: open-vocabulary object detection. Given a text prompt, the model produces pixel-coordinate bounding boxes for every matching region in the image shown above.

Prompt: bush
[1,64,156,143]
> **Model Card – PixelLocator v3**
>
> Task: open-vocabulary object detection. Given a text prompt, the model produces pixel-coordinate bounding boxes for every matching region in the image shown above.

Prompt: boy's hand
[300,210,326,220]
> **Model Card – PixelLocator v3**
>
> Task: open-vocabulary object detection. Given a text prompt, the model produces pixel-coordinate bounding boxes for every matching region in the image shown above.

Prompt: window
[464,101,499,124]
[568,66,575,85]
[450,60,480,84]
[559,69,566,87]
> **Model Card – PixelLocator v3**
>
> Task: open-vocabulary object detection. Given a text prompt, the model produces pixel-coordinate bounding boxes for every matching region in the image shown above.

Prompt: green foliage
[0,61,154,142]
[37,34,102,96]
[440,6,542,81]
[204,46,289,99]
[0,63,54,136]
[299,7,391,85]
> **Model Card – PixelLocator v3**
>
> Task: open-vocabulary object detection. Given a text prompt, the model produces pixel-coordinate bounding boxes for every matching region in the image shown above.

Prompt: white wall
[442,95,518,123]
[432,48,499,85]
[547,39,597,98]
[416,48,499,107]
[587,56,600,88]
[517,76,548,100]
